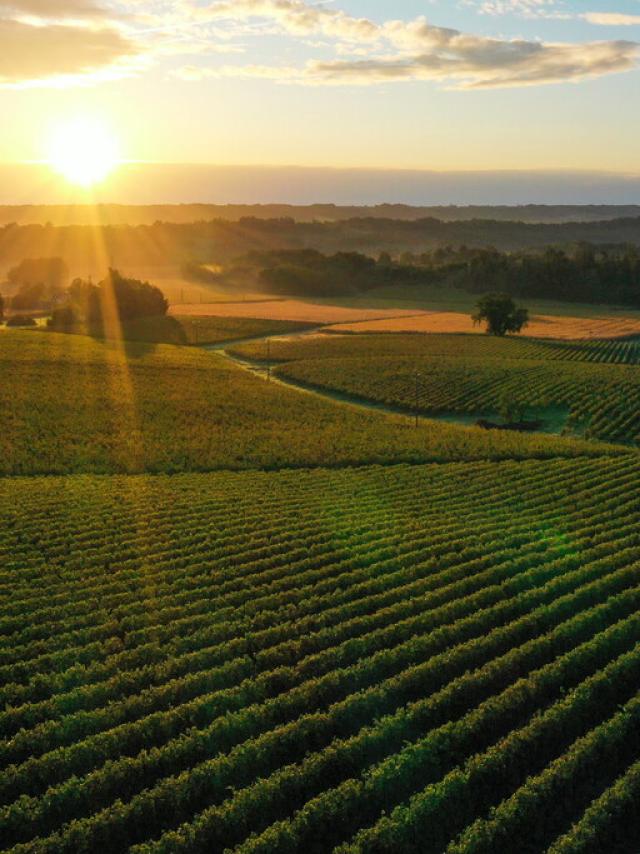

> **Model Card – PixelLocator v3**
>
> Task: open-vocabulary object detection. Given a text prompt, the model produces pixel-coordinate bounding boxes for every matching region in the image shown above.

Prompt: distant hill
[1,204,640,227]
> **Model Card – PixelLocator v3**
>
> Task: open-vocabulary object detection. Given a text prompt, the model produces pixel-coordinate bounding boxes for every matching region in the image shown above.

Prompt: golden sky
[1,0,639,195]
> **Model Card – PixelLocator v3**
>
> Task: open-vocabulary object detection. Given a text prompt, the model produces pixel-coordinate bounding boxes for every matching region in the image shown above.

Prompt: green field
[232,333,640,444]
[232,330,640,366]
[2,319,640,853]
[0,330,609,475]
[2,458,640,852]
[44,314,315,346]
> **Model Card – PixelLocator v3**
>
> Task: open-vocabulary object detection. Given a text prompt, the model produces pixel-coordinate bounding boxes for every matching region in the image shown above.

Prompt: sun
[47,118,120,187]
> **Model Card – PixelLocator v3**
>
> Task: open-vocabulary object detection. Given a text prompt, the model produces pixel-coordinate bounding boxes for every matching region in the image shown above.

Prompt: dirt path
[204,330,420,421]
[202,330,584,439]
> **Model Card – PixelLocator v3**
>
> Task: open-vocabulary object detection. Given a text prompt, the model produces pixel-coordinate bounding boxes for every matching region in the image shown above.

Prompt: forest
[1,215,640,275]
[233,244,640,305]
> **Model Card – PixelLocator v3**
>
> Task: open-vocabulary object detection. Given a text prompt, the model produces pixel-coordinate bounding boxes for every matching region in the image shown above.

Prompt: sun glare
[47,118,120,187]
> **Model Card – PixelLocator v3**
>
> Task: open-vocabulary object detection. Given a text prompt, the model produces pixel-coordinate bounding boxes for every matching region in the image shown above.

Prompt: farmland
[327,310,640,340]
[2,317,640,853]
[231,333,640,444]
[49,314,316,347]
[231,331,640,367]
[169,300,424,325]
[4,2,640,848]
[0,330,608,476]
[170,297,640,340]
[2,457,640,852]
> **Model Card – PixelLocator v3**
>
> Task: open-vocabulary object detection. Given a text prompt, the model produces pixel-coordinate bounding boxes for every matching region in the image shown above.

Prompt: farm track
[216,331,640,444]
[220,346,417,421]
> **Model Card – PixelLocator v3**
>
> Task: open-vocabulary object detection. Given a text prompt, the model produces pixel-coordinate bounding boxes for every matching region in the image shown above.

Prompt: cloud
[13,0,636,91]
[0,18,138,85]
[0,0,105,19]
[187,0,380,42]
[471,0,570,18]
[305,39,638,89]
[585,12,640,26]
[177,3,639,90]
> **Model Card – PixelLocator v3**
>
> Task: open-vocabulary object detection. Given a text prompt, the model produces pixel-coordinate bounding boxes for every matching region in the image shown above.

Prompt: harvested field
[170,300,425,325]
[329,311,640,340]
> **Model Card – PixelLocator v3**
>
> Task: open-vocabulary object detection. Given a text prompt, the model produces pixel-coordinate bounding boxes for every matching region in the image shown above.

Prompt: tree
[6,314,36,327]
[105,269,168,320]
[48,305,79,329]
[498,391,526,424]
[7,257,68,291]
[473,292,529,337]
[62,270,168,326]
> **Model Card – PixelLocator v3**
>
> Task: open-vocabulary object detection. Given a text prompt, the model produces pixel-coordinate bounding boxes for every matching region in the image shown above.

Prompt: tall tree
[473,293,529,337]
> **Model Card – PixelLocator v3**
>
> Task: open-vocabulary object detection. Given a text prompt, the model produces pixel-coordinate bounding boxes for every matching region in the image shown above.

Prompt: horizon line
[9,162,640,178]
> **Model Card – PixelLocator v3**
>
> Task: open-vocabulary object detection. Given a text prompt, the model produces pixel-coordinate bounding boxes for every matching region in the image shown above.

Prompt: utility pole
[266,338,271,381]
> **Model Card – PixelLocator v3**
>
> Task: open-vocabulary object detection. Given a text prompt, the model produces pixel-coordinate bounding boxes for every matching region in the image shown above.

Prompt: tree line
[402,243,640,306]
[2,216,640,272]
[239,244,640,306]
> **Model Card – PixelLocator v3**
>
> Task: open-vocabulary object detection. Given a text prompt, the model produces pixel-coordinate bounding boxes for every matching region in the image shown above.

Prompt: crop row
[3,459,640,851]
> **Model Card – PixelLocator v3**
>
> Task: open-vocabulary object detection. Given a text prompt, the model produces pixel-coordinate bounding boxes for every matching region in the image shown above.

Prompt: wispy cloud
[173,1,639,90]
[465,0,571,19]
[585,12,640,26]
[3,0,639,90]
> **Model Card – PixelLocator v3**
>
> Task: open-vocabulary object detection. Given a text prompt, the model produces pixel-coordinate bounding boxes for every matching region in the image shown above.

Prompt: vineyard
[1,458,640,852]
[230,330,640,366]
[230,334,640,444]
[40,316,316,347]
[0,330,609,475]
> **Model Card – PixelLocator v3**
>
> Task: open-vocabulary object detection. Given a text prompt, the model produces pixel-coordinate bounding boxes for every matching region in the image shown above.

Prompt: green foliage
[45,313,314,346]
[7,256,68,289]
[49,270,168,331]
[3,218,640,287]
[256,250,379,297]
[497,391,527,424]
[232,330,640,366]
[2,457,640,850]
[233,333,640,444]
[5,313,36,327]
[0,330,607,475]
[473,292,529,336]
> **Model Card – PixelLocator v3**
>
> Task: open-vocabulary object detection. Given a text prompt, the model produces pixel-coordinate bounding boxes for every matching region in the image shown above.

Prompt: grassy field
[39,315,315,347]
[232,333,640,444]
[2,457,640,851]
[0,329,610,475]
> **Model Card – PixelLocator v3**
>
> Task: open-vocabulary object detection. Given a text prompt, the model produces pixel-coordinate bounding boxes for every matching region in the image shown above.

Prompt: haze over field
[3,164,640,207]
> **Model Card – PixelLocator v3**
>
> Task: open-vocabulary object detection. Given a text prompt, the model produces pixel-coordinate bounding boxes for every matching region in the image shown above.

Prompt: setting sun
[47,118,120,187]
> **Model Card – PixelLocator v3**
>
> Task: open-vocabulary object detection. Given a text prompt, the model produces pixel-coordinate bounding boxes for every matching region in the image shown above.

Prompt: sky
[0,0,639,202]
